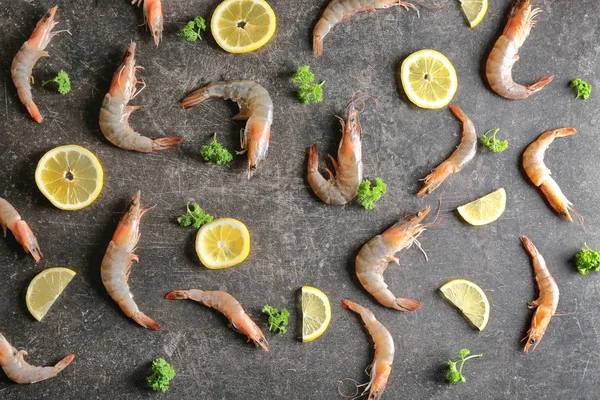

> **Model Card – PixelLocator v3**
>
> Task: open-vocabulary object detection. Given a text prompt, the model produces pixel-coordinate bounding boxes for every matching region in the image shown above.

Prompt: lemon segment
[400,49,458,109]
[26,267,76,321]
[440,278,490,331]
[457,188,506,226]
[301,286,331,342]
[211,0,276,53]
[35,145,103,210]
[459,0,488,28]
[196,218,250,269]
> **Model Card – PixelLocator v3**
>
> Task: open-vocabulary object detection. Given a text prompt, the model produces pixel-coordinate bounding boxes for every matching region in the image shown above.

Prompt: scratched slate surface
[0,0,599,399]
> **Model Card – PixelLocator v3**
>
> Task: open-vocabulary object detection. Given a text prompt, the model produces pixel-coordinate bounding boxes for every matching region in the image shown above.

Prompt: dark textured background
[0,0,599,399]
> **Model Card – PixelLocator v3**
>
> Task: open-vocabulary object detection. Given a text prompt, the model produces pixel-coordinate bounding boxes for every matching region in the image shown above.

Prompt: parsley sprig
[177,16,207,42]
[446,349,483,384]
[262,305,289,334]
[480,128,508,153]
[293,66,325,104]
[177,202,213,228]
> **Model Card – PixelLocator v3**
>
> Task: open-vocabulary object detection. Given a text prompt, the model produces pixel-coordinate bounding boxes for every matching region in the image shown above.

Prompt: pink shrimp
[100,191,161,331]
[313,0,418,56]
[0,332,74,384]
[520,236,559,352]
[132,0,163,46]
[417,105,476,197]
[0,197,41,262]
[99,42,182,152]
[166,289,268,351]
[10,5,59,123]
[486,0,554,99]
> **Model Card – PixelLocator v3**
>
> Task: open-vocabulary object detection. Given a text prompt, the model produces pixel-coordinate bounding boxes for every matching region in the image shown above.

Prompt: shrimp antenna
[337,378,368,399]
[411,0,447,13]
[347,94,379,114]
[570,207,585,231]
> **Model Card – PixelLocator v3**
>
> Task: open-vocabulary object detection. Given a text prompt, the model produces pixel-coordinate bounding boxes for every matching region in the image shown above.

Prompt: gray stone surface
[0,0,599,398]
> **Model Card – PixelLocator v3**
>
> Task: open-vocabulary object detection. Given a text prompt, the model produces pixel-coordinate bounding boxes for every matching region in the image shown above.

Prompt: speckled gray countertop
[0,0,599,399]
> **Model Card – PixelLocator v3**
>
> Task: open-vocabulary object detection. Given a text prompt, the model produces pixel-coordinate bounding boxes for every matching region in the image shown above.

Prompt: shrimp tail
[393,297,422,311]
[165,290,189,300]
[26,103,43,124]
[181,89,209,109]
[307,144,319,173]
[526,75,554,94]
[313,35,324,57]
[152,136,184,150]
[417,161,453,197]
[132,312,162,331]
[54,354,75,371]
[448,104,466,121]
[520,236,536,256]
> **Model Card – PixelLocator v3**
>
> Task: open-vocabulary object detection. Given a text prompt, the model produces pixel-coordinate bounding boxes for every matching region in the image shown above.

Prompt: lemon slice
[457,188,506,226]
[400,49,458,109]
[26,267,76,321]
[459,0,488,28]
[35,145,104,210]
[211,0,276,53]
[301,286,331,342]
[440,279,489,331]
[196,218,250,269]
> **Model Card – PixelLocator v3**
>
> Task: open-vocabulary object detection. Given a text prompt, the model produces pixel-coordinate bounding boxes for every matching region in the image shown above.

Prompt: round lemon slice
[211,0,276,54]
[400,49,458,109]
[301,286,331,343]
[35,145,103,210]
[457,188,506,226]
[196,218,250,269]
[26,267,76,321]
[440,278,490,331]
[459,0,488,28]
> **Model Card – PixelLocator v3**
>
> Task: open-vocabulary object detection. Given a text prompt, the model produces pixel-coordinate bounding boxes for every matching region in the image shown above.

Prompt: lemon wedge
[457,188,506,226]
[35,145,103,210]
[440,278,490,331]
[26,267,76,321]
[211,0,276,53]
[459,0,488,28]
[400,49,458,109]
[301,286,331,342]
[196,218,250,269]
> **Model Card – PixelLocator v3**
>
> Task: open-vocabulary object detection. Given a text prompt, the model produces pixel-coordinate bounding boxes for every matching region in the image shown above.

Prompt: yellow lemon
[301,286,331,342]
[196,218,250,269]
[440,278,490,331]
[459,0,488,28]
[26,267,76,321]
[457,188,506,226]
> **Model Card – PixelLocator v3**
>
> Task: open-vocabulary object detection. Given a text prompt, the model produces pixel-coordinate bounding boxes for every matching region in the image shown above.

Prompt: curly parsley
[293,66,325,104]
[480,128,508,153]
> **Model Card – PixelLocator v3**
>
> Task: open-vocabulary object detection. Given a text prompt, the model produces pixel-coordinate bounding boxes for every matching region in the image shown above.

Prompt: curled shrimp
[10,5,59,123]
[486,0,554,99]
[417,105,476,197]
[356,206,435,311]
[522,128,579,223]
[101,191,161,331]
[181,81,273,178]
[132,0,163,46]
[520,236,558,352]
[307,104,363,204]
[313,0,418,57]
[0,197,42,262]
[166,289,268,351]
[99,42,182,152]
[0,332,74,384]
[341,299,393,400]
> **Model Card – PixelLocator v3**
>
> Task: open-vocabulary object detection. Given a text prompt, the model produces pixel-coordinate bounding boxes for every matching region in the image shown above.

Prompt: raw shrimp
[166,289,268,351]
[10,5,59,123]
[417,105,476,197]
[520,236,558,352]
[101,191,161,331]
[99,42,182,152]
[307,104,362,204]
[132,0,163,46]
[0,197,41,262]
[355,206,434,311]
[181,81,273,178]
[0,332,74,384]
[485,0,554,99]
[340,300,393,400]
[522,128,579,222]
[313,0,418,57]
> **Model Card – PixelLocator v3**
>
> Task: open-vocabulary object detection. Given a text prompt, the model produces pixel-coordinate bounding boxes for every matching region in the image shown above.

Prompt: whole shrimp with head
[132,0,163,46]
[522,128,580,224]
[356,206,436,311]
[166,289,268,350]
[313,0,418,57]
[340,300,394,400]
[0,197,42,262]
[101,191,161,330]
[520,236,559,352]
[417,105,476,197]
[486,0,554,99]
[99,42,182,152]
[307,103,362,204]
[0,332,74,384]
[181,81,273,178]
[11,5,60,123]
